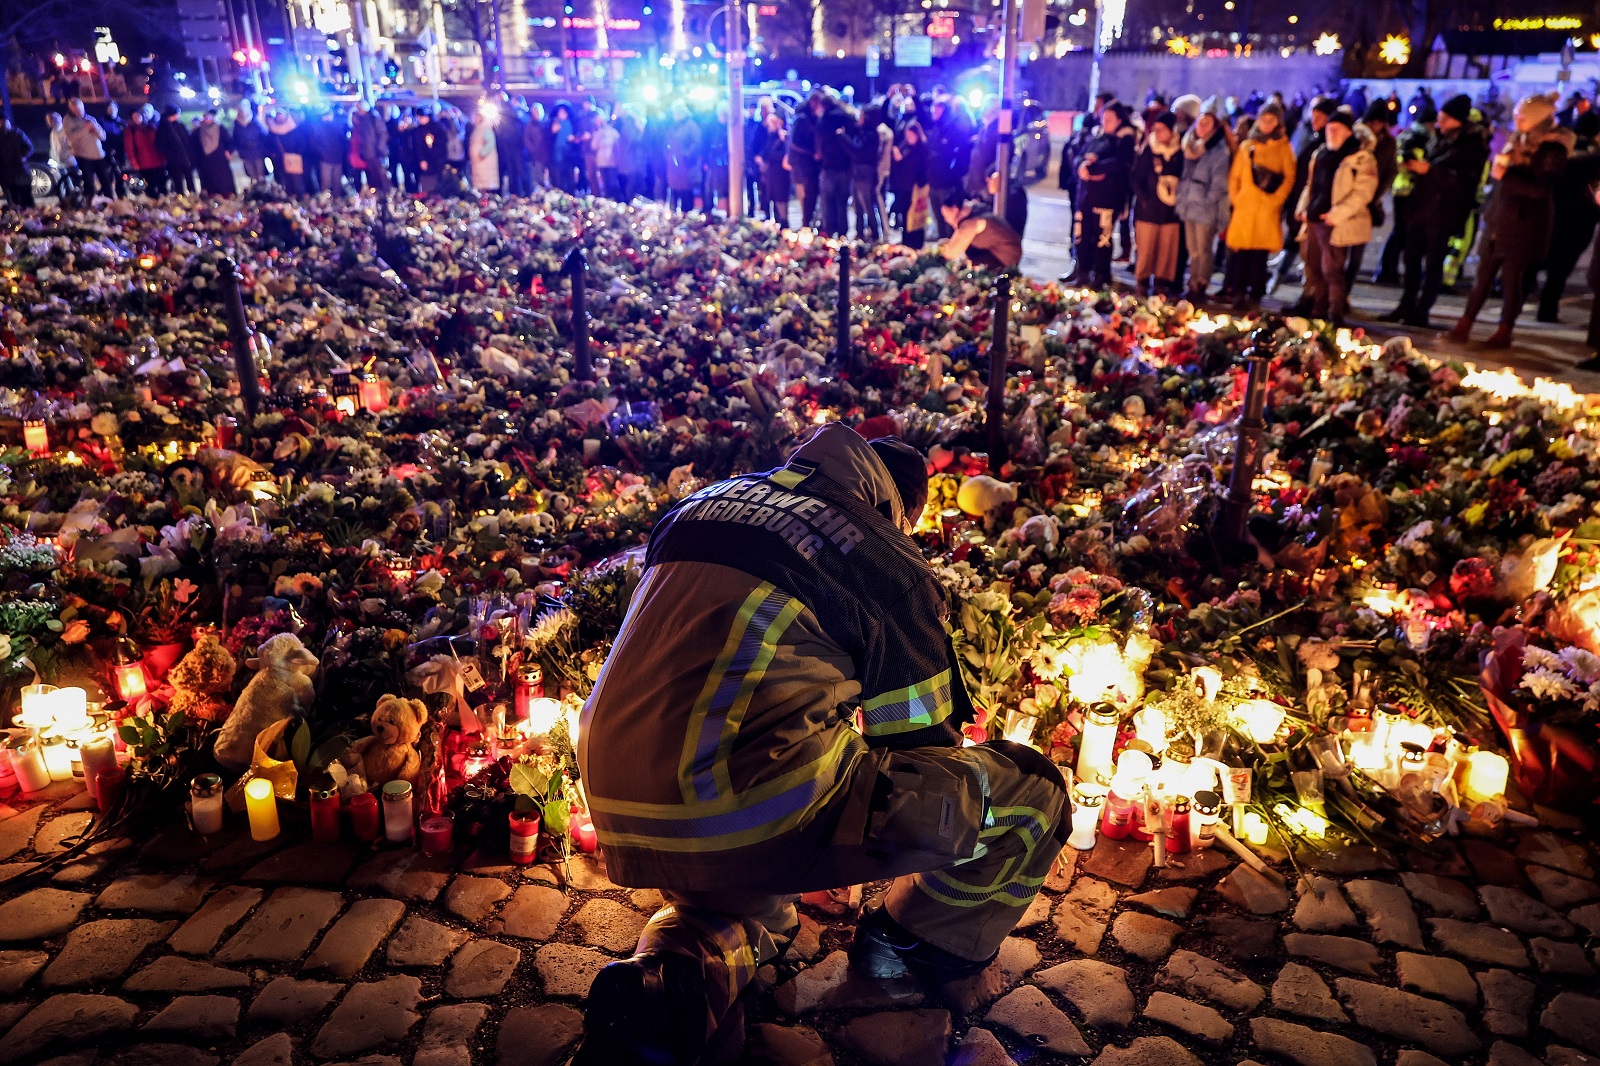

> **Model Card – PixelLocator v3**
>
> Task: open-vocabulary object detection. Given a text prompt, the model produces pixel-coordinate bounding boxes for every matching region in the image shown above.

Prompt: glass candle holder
[9,735,50,793]
[190,773,225,835]
[508,809,541,865]
[382,779,414,843]
[1075,704,1119,787]
[309,785,342,843]
[1067,783,1107,850]
[349,792,382,842]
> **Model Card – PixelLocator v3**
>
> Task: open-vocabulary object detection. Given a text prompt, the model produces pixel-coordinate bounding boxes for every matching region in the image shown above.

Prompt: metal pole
[564,246,591,380]
[986,273,1010,462]
[349,1,372,102]
[834,242,851,369]
[727,2,745,217]
[994,0,1020,222]
[1088,0,1102,103]
[219,256,263,419]
[1220,340,1271,550]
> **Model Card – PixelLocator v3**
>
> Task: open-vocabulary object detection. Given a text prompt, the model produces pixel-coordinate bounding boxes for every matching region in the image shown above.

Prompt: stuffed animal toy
[166,633,237,723]
[956,474,1018,518]
[344,694,429,788]
[214,633,319,770]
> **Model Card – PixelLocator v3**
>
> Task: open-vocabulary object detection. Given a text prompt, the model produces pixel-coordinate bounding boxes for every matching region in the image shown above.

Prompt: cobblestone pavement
[4,778,1600,1066]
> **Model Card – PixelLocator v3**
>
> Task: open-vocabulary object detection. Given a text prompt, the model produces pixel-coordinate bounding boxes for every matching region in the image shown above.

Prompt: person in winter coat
[525,103,550,189]
[787,99,820,228]
[1379,94,1489,329]
[664,103,702,212]
[755,112,791,223]
[1345,100,1398,286]
[1290,108,1378,325]
[468,107,500,193]
[155,107,195,194]
[0,116,33,207]
[550,103,584,194]
[233,101,270,184]
[266,108,307,196]
[194,109,236,196]
[491,96,527,195]
[1533,112,1600,321]
[352,102,390,192]
[849,109,885,241]
[1131,111,1185,296]
[616,107,649,201]
[1176,104,1234,300]
[309,109,348,195]
[63,98,111,200]
[1446,117,1570,348]
[47,111,74,179]
[1223,101,1296,311]
[101,102,127,197]
[124,107,164,196]
[412,111,450,194]
[1376,100,1435,284]
[1072,101,1135,289]
[888,120,929,248]
[1272,96,1334,291]
[924,96,974,237]
[814,96,855,237]
[591,115,621,199]
[571,425,1065,1066]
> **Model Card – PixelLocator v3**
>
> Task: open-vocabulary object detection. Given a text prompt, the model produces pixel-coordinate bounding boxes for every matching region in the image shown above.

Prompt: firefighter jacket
[577,425,975,893]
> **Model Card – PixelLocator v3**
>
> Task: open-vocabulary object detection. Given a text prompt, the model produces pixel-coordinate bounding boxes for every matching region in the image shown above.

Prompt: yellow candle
[22,420,48,456]
[1464,751,1510,804]
[244,777,280,841]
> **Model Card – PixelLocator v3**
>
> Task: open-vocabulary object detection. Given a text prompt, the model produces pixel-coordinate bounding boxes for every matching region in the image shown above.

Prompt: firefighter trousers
[629,740,1069,1035]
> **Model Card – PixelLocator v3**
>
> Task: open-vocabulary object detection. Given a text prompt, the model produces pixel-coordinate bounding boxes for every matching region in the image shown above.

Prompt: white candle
[1067,784,1107,850]
[17,684,57,733]
[9,735,50,792]
[50,688,89,732]
[190,774,225,835]
[382,780,414,843]
[1075,705,1119,786]
[244,777,280,841]
[1132,705,1168,754]
[1464,751,1510,804]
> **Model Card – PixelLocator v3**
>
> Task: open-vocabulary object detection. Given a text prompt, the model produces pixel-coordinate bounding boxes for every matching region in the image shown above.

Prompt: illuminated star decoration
[1166,36,1190,56]
[1313,32,1341,55]
[1379,33,1411,65]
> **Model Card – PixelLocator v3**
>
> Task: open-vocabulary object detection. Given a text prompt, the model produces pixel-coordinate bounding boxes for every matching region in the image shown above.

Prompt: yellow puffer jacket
[1225,133,1297,252]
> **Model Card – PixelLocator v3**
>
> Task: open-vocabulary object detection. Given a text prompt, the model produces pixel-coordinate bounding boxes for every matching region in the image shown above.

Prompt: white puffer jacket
[1295,124,1379,248]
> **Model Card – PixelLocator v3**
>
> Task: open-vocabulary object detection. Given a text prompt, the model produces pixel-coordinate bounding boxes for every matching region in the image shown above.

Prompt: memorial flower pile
[1,187,1599,869]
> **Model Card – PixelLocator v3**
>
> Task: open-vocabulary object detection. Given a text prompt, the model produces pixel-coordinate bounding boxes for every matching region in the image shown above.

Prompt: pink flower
[172,578,199,604]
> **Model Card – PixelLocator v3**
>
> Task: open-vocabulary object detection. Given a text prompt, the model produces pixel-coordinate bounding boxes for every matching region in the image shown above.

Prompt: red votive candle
[348,792,382,842]
[508,810,540,865]
[420,814,454,856]
[309,785,342,843]
[96,764,127,812]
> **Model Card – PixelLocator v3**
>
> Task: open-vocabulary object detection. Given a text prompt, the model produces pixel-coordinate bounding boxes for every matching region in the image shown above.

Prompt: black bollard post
[563,246,590,381]
[835,241,852,370]
[986,273,1012,463]
[219,256,262,419]
[1219,326,1275,552]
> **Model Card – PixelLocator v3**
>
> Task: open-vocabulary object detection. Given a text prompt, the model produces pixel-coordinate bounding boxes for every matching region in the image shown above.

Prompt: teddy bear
[214,633,319,771]
[166,633,237,724]
[343,694,429,789]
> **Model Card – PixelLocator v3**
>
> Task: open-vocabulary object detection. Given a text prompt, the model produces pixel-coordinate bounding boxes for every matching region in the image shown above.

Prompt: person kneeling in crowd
[573,424,1069,1066]
[938,198,1024,272]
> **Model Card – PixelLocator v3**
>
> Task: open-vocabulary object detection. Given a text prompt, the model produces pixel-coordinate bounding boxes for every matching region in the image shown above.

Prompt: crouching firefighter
[573,424,1071,1065]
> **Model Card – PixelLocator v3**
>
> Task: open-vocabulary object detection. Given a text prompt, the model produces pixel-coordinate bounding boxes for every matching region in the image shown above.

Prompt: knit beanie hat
[1311,96,1339,117]
[1362,100,1394,125]
[1326,106,1356,132]
[1171,95,1202,122]
[868,438,929,527]
[1440,94,1473,123]
[1150,111,1177,132]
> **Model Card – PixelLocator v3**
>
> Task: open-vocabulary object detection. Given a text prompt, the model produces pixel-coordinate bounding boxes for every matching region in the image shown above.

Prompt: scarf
[197,123,222,156]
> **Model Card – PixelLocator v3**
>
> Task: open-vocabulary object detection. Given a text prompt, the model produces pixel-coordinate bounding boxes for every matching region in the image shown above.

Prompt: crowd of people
[1055,85,1600,362]
[5,79,1600,364]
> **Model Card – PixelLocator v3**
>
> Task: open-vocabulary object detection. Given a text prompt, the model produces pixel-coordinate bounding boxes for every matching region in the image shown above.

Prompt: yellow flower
[1461,501,1488,527]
